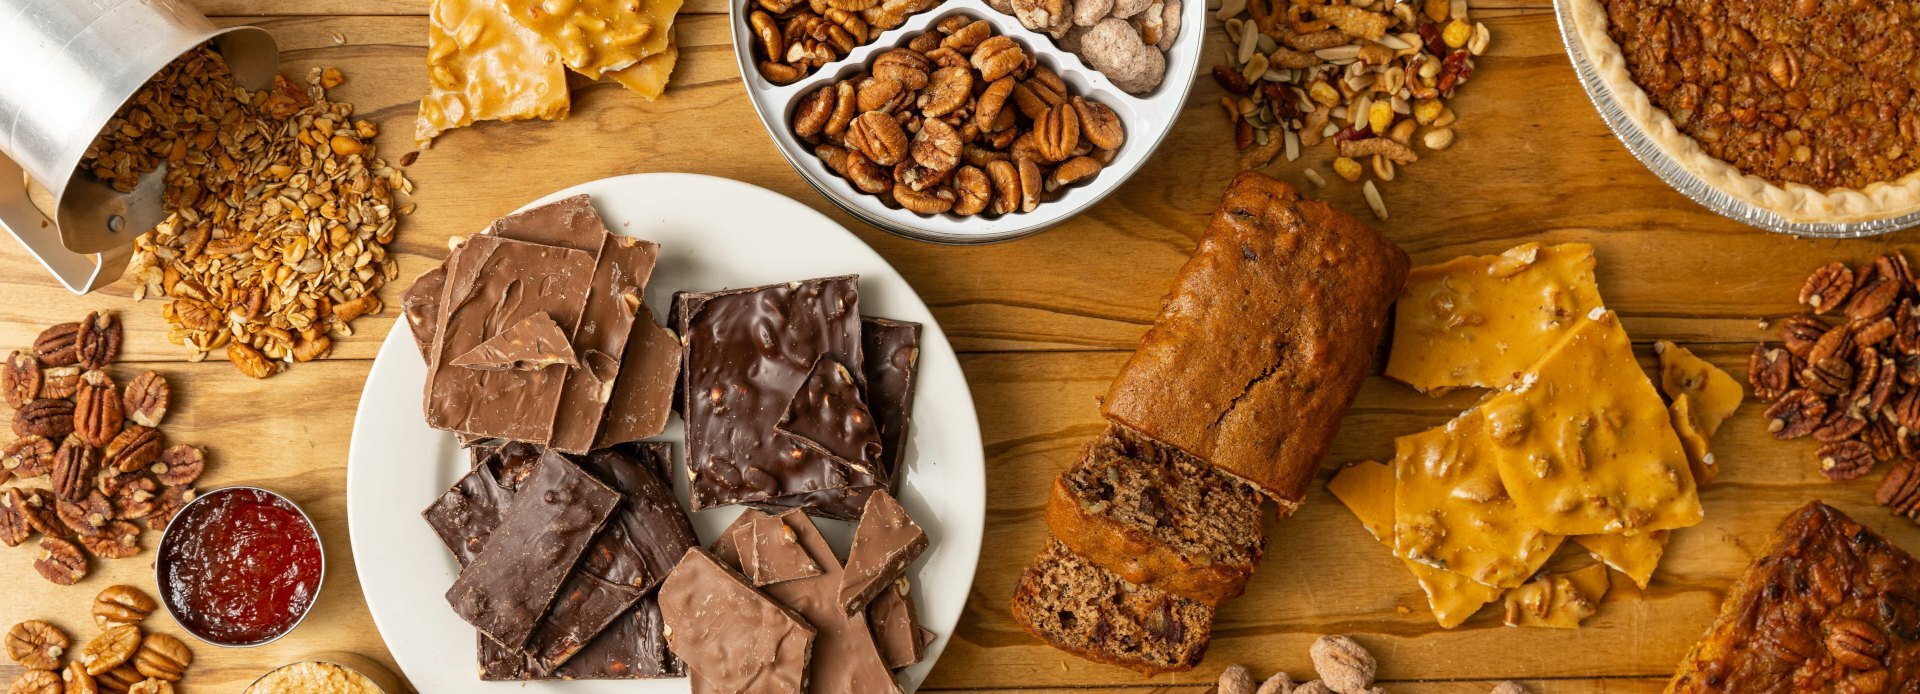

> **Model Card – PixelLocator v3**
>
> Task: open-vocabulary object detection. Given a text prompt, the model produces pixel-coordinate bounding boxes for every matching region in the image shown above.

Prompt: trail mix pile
[82,46,411,378]
[6,585,194,693]
[1211,635,1533,693]
[1,314,207,586]
[1212,0,1488,220]
[1749,253,1920,514]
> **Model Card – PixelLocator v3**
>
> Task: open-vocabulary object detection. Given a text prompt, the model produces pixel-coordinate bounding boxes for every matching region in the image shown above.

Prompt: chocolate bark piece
[594,304,682,448]
[659,547,816,693]
[450,312,578,370]
[728,510,906,693]
[549,236,657,453]
[868,577,928,669]
[839,490,928,615]
[748,512,824,586]
[486,195,615,252]
[776,356,885,478]
[757,316,922,521]
[445,450,621,650]
[421,453,517,565]
[400,262,449,361]
[480,596,685,681]
[425,235,595,443]
[677,276,867,509]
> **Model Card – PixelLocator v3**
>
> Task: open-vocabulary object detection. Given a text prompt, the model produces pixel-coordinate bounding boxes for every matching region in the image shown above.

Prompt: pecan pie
[1668,501,1920,692]
[1567,0,1920,223]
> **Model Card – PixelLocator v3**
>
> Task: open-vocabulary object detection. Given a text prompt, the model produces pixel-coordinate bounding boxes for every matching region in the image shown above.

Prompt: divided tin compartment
[732,0,1205,243]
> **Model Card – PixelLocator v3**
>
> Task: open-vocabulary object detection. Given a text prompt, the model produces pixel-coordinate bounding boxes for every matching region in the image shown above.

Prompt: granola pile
[83,46,411,378]
[1212,0,1488,220]
[1750,253,1920,508]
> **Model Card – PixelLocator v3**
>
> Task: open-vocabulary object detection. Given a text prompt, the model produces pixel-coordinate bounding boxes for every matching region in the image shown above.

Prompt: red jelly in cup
[156,487,324,647]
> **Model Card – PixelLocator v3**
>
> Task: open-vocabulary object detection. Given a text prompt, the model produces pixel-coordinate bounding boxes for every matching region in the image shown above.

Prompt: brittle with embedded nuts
[0,317,217,584]
[88,46,411,379]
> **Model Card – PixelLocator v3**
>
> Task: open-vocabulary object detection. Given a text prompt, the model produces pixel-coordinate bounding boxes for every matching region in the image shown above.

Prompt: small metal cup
[0,0,278,293]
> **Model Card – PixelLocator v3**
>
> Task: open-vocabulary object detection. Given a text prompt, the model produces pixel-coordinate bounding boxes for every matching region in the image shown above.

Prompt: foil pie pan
[1553,0,1920,238]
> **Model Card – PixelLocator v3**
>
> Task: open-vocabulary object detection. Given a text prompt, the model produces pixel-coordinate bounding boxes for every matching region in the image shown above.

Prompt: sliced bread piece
[1047,425,1267,606]
[1010,538,1214,674]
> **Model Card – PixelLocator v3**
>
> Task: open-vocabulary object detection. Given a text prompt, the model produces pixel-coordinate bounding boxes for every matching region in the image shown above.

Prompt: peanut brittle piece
[1329,460,1503,628]
[1655,340,1743,436]
[417,0,571,144]
[1386,243,1604,394]
[1670,394,1718,485]
[1571,530,1667,590]
[1501,562,1610,628]
[499,0,683,79]
[1391,409,1563,589]
[606,34,677,100]
[1481,311,1702,536]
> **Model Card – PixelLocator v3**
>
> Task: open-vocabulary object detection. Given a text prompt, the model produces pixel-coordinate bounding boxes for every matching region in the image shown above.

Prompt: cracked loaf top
[1101,171,1409,506]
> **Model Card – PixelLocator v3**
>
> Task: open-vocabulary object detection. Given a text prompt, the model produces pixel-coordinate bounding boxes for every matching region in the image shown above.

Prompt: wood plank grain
[933,680,1667,693]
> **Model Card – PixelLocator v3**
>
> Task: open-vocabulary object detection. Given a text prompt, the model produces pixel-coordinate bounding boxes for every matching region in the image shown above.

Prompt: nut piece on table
[13,399,75,440]
[150,446,205,487]
[3,351,41,409]
[73,370,124,448]
[226,342,277,379]
[64,661,99,694]
[93,586,158,630]
[131,633,190,682]
[103,427,162,475]
[144,487,195,532]
[57,492,112,537]
[32,322,81,368]
[51,436,100,502]
[121,372,170,429]
[79,520,141,560]
[95,665,142,693]
[1308,634,1376,694]
[79,625,141,676]
[0,492,30,547]
[74,311,122,370]
[127,680,175,694]
[9,670,60,694]
[6,620,68,670]
[40,366,81,401]
[110,478,159,521]
[34,536,89,586]
[3,436,56,479]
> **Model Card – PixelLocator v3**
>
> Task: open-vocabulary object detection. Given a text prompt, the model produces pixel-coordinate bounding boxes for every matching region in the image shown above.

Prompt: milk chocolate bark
[400,262,448,361]
[594,303,681,448]
[445,450,620,650]
[424,235,595,443]
[749,512,823,586]
[867,578,927,669]
[776,357,885,478]
[450,312,578,370]
[677,276,865,509]
[758,316,921,520]
[839,490,928,615]
[659,547,816,693]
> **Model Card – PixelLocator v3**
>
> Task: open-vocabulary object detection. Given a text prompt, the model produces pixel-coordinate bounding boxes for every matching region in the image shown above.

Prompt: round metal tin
[154,485,326,649]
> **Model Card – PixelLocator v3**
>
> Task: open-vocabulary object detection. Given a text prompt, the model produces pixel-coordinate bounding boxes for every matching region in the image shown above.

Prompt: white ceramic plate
[346,173,985,692]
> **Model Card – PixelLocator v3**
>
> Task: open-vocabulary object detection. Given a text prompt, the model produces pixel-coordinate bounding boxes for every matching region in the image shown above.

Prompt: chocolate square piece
[425,235,595,443]
[659,547,816,692]
[867,578,927,669]
[399,262,448,361]
[445,450,621,650]
[749,512,823,587]
[721,510,906,693]
[594,304,681,448]
[450,312,577,370]
[677,276,865,509]
[758,316,921,521]
[839,490,927,615]
[776,356,885,479]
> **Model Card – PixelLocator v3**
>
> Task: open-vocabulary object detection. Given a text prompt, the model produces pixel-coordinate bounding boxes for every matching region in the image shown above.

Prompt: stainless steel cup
[0,0,278,293]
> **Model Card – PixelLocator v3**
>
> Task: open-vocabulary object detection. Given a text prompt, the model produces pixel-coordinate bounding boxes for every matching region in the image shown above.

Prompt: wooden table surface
[1,0,1916,691]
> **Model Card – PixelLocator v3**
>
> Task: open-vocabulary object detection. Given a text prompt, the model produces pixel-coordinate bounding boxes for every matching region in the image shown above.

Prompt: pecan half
[51,436,99,502]
[80,521,141,560]
[57,492,112,537]
[92,586,156,630]
[74,312,121,370]
[1072,96,1126,150]
[103,426,161,474]
[1846,275,1902,323]
[1818,440,1876,481]
[1877,460,1920,518]
[12,669,59,694]
[847,111,909,166]
[4,350,40,409]
[6,620,68,670]
[33,322,81,367]
[952,165,991,216]
[1810,324,1855,364]
[110,477,158,521]
[122,371,169,429]
[1765,389,1827,439]
[1895,388,1920,431]
[1749,346,1795,402]
[1853,316,1896,347]
[1897,301,1920,354]
[151,445,205,487]
[0,490,31,547]
[145,486,194,531]
[1814,412,1867,443]
[1033,104,1082,162]
[2,435,55,479]
[1798,357,1853,396]
[34,536,87,586]
[1826,617,1888,670]
[14,488,61,537]
[226,342,276,379]
[971,36,1026,81]
[131,634,190,681]
[1800,261,1855,314]
[40,366,81,400]
[78,625,138,675]
[1780,315,1828,359]
[74,370,124,448]
[13,399,74,439]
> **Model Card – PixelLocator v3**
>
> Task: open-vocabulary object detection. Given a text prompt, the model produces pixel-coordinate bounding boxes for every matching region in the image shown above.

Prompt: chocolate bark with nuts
[776,356,886,479]
[400,262,449,361]
[592,303,682,449]
[677,276,865,509]
[424,235,596,443]
[867,577,928,669]
[838,489,928,615]
[746,512,824,586]
[1669,502,1920,691]
[444,450,621,650]
[659,547,816,692]
[761,316,922,521]
[449,312,578,371]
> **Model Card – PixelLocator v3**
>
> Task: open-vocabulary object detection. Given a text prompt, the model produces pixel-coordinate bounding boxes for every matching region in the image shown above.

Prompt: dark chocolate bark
[759,316,921,520]
[776,357,886,480]
[677,276,866,509]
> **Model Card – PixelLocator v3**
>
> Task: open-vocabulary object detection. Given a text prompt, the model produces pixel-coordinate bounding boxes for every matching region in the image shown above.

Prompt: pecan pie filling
[1603,0,1920,190]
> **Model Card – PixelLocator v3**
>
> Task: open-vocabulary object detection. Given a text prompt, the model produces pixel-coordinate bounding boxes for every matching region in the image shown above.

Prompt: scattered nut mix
[1752,252,1920,499]
[748,0,943,83]
[1211,0,1487,219]
[795,16,1127,216]
[5,587,194,694]
[1212,635,1534,694]
[0,316,211,585]
[86,46,411,378]
[988,0,1181,93]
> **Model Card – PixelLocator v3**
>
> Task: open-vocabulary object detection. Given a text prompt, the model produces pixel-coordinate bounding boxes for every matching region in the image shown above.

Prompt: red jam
[157,488,322,645]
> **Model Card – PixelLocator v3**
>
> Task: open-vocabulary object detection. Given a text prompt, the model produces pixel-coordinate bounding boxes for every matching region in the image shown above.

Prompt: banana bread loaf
[1009,538,1214,674]
[1046,424,1267,607]
[1101,171,1410,506]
